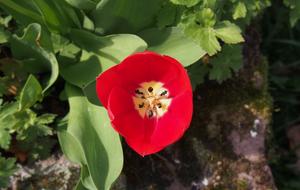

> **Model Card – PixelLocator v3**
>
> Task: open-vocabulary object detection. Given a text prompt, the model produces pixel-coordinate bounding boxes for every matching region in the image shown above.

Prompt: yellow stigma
[133,81,172,119]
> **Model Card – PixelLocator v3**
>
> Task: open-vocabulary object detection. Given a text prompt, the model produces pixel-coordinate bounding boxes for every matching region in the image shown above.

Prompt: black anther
[138,103,144,108]
[160,90,168,96]
[135,89,144,95]
[148,87,153,92]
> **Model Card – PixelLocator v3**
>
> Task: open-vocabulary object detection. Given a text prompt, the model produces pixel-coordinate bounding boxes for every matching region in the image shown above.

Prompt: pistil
[133,81,172,119]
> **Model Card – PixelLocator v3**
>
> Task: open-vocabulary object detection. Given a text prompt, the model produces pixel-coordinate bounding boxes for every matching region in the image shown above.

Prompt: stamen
[135,89,144,95]
[148,87,153,92]
[147,110,154,118]
[133,81,171,119]
[157,103,162,108]
[160,90,168,96]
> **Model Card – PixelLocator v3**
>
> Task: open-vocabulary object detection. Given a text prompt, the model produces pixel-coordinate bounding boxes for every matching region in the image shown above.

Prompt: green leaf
[32,0,80,34]
[209,45,243,83]
[62,29,147,89]
[284,0,300,26]
[169,0,200,7]
[58,84,123,190]
[0,128,11,150]
[290,2,300,26]
[215,21,244,44]
[0,15,12,27]
[195,8,216,27]
[0,0,44,25]
[19,74,43,110]
[139,27,206,67]
[65,0,96,10]
[233,2,247,20]
[0,156,17,188]
[82,12,95,31]
[156,3,177,28]
[60,51,102,88]
[83,81,101,106]
[36,113,56,125]
[10,23,59,92]
[32,0,66,33]
[0,27,9,44]
[185,25,220,56]
[92,0,163,34]
[187,63,209,90]
[69,29,147,63]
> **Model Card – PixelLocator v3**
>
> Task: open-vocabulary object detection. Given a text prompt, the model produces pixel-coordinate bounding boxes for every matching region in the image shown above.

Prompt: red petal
[150,91,193,148]
[108,87,157,143]
[123,91,193,156]
[111,112,145,141]
[107,86,134,120]
[116,51,181,85]
[162,55,192,97]
[96,66,121,108]
[126,136,165,156]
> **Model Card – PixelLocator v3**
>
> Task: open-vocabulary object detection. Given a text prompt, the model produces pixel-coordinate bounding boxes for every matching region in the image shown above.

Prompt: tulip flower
[96,51,193,156]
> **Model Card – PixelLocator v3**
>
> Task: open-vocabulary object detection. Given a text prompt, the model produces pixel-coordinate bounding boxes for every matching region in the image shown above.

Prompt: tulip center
[133,81,172,119]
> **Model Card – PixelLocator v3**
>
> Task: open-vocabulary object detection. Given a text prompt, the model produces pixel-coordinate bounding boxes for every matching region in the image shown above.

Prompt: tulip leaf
[92,0,163,34]
[10,23,59,92]
[0,0,43,26]
[19,74,43,111]
[60,51,102,88]
[65,0,97,11]
[83,81,102,106]
[139,27,206,67]
[32,0,81,34]
[61,29,147,93]
[69,29,147,63]
[58,84,123,190]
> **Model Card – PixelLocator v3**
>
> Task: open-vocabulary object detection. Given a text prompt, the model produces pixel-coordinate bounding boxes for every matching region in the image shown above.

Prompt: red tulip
[96,51,193,156]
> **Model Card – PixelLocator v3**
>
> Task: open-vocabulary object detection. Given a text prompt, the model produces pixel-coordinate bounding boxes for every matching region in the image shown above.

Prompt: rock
[7,154,80,190]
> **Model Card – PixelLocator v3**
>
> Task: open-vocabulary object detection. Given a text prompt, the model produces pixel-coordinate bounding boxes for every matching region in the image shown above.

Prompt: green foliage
[0,73,56,161]
[283,0,300,26]
[186,44,243,86]
[32,0,80,34]
[209,45,243,83]
[169,0,201,7]
[139,27,206,66]
[0,101,56,150]
[233,2,247,20]
[10,23,59,92]
[0,27,8,43]
[92,0,163,34]
[0,155,17,188]
[187,63,209,90]
[58,84,123,190]
[19,74,42,111]
[182,9,244,56]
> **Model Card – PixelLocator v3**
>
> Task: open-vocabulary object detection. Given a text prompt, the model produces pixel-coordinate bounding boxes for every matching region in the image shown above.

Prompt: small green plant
[0,154,17,188]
